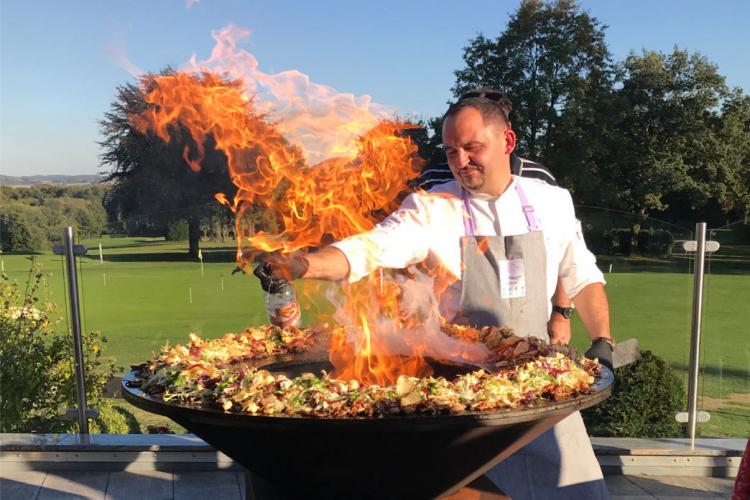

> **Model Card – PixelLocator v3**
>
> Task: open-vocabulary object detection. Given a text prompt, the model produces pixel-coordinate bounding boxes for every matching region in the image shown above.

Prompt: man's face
[442,107,515,197]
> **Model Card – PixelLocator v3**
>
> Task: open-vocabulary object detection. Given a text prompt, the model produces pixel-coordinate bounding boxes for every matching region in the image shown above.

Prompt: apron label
[499,259,526,298]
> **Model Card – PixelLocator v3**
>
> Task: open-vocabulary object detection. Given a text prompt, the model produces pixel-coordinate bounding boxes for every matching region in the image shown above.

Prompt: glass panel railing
[1,235,74,433]
[574,206,695,438]
[698,220,750,438]
[7,213,738,439]
[573,206,694,355]
[73,235,266,371]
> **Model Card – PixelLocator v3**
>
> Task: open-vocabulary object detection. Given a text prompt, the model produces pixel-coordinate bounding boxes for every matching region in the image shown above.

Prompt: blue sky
[1,0,748,176]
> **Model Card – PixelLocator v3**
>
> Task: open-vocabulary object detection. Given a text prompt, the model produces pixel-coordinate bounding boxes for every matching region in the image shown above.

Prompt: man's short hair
[443,88,512,129]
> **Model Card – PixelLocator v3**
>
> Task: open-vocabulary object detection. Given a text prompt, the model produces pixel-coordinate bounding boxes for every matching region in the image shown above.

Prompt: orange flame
[130,29,494,386]
[134,71,421,258]
[132,68,437,384]
[328,275,434,386]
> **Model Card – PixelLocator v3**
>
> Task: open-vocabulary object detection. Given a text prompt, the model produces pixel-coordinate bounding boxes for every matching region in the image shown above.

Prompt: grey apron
[459,183,609,499]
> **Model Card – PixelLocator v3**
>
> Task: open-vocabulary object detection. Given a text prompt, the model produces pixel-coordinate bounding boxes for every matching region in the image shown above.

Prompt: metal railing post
[62,227,90,434]
[686,222,706,449]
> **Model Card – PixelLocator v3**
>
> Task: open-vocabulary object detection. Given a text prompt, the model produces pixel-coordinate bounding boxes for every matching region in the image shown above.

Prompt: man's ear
[503,129,517,155]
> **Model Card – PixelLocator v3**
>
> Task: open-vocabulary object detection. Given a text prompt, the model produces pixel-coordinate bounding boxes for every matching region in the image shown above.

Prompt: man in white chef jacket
[256,90,614,498]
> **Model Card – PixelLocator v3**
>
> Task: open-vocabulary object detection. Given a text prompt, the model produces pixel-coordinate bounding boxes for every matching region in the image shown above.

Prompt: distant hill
[0,174,106,186]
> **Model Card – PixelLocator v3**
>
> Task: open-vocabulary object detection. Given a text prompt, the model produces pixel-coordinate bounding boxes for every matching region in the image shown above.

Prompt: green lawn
[3,236,748,436]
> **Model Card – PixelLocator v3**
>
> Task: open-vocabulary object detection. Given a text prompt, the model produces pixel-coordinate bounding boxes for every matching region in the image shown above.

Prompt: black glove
[253,253,310,292]
[585,338,614,372]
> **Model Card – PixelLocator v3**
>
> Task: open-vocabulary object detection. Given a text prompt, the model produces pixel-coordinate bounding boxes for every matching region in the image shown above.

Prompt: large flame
[130,28,489,385]
[135,71,420,255]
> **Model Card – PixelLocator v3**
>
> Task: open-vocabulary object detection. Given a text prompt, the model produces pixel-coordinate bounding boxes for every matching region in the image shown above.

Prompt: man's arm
[303,246,351,281]
[547,277,573,344]
[572,282,614,371]
[572,282,611,341]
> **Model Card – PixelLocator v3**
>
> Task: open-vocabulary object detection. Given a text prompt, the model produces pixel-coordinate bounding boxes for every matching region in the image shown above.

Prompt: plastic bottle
[264,279,301,329]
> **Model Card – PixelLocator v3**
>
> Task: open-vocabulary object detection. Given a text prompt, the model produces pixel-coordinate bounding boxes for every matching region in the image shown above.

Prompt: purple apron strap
[514,182,540,231]
[462,180,540,235]
[461,188,477,236]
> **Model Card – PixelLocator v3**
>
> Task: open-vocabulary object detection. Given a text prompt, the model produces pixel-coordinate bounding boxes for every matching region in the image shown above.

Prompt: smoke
[325,269,491,368]
[182,24,396,165]
[105,40,144,78]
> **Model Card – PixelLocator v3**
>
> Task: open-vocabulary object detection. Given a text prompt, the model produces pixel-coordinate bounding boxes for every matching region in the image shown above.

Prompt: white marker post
[189,286,193,304]
[99,243,103,264]
[198,249,204,278]
[220,277,224,292]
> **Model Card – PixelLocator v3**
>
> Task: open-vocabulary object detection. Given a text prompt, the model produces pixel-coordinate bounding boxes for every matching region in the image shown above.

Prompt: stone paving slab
[0,469,46,499]
[625,475,734,498]
[173,471,242,500]
[37,471,109,500]
[0,469,738,499]
[104,470,172,500]
[605,475,655,497]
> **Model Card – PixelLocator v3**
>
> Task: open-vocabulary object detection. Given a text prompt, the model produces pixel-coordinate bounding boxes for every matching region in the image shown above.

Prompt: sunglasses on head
[459,89,507,102]
[458,89,510,122]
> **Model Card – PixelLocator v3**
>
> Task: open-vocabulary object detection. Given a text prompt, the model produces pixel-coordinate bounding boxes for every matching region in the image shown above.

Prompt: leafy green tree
[601,49,730,252]
[453,0,613,162]
[712,92,750,219]
[0,186,107,251]
[99,70,238,258]
[0,203,47,252]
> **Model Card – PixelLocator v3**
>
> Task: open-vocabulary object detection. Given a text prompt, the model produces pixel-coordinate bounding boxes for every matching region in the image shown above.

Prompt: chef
[256,90,614,498]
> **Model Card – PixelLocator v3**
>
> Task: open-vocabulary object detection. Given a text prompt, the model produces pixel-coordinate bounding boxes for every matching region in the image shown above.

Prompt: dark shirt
[414,154,557,191]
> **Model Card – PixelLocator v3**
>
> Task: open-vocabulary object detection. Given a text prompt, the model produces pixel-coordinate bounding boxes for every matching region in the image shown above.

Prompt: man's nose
[456,149,470,167]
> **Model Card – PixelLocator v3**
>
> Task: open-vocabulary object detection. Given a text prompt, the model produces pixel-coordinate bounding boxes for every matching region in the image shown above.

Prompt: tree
[99,70,238,258]
[712,92,750,219]
[453,0,613,163]
[0,204,46,252]
[0,185,107,252]
[601,49,730,252]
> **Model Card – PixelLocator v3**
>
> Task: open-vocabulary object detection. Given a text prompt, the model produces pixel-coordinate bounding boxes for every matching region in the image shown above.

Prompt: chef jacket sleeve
[557,190,606,298]
[331,193,432,283]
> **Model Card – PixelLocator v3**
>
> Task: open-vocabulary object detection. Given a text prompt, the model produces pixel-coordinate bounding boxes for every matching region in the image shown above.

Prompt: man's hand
[547,314,571,344]
[253,253,310,292]
[585,338,614,372]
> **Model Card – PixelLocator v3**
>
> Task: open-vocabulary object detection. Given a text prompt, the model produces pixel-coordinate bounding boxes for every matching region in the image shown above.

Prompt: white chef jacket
[332,176,605,317]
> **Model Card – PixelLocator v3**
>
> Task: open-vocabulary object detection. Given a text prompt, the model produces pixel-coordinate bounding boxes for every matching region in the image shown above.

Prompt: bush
[638,228,675,257]
[583,350,686,437]
[0,263,118,433]
[166,219,189,241]
[89,400,139,434]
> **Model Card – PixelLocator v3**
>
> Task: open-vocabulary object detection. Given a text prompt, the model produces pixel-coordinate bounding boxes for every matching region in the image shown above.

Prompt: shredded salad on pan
[131,324,601,418]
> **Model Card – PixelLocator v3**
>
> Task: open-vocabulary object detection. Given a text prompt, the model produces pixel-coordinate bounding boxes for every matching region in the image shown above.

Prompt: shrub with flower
[0,262,129,433]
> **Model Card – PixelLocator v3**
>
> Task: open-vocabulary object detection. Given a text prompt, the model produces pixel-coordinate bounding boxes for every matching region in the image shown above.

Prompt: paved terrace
[1,434,744,499]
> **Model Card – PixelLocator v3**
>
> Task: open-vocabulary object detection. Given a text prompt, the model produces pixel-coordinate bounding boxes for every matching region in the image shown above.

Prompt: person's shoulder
[413,163,453,191]
[516,175,571,204]
[403,178,461,210]
[426,179,461,196]
[513,155,558,186]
